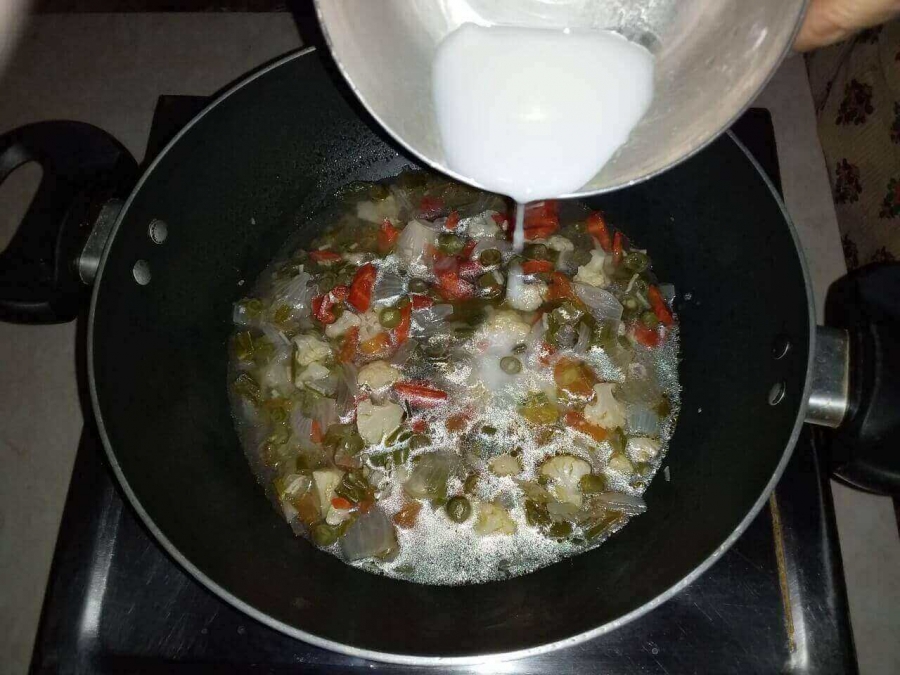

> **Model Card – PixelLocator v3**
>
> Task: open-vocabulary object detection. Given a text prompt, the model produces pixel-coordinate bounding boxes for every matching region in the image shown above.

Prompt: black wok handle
[825,262,900,495]
[0,122,137,323]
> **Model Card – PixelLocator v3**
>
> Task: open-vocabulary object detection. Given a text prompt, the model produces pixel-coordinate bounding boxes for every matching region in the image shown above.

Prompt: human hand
[795,0,900,51]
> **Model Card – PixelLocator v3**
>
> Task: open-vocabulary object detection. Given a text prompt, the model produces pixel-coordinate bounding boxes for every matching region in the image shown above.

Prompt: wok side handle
[818,263,900,495]
[0,122,137,323]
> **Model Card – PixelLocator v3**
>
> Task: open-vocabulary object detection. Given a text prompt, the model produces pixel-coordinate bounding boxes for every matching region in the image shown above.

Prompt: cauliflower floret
[292,333,332,367]
[325,505,353,526]
[357,310,384,342]
[342,252,372,266]
[325,311,361,339]
[462,210,501,239]
[628,437,661,464]
[608,453,635,475]
[584,383,626,429]
[312,468,344,514]
[505,263,547,311]
[574,249,609,288]
[356,399,404,445]
[546,235,575,253]
[294,361,331,388]
[477,309,531,353]
[356,194,399,223]
[489,454,522,476]
[540,455,592,507]
[474,502,517,536]
[357,360,401,389]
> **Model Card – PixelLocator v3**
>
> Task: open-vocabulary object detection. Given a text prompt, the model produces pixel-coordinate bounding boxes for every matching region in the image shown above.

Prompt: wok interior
[316,0,806,194]
[91,53,810,658]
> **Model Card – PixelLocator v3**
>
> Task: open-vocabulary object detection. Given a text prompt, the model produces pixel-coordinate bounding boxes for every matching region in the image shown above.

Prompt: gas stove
[29,100,856,674]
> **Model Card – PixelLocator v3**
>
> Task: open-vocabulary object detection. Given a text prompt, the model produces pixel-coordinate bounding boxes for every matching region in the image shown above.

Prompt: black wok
[1,49,897,665]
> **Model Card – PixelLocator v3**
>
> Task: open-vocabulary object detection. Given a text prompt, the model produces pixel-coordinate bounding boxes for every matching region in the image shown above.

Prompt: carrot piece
[565,410,609,443]
[393,381,448,408]
[586,212,612,252]
[309,250,342,263]
[337,326,359,363]
[331,496,353,510]
[522,259,554,275]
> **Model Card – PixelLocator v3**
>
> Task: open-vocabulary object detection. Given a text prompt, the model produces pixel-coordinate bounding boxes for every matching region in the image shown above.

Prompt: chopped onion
[373,271,406,306]
[340,508,398,561]
[404,452,453,500]
[574,283,623,324]
[290,408,314,448]
[626,404,661,437]
[396,219,438,271]
[389,338,417,366]
[593,491,647,516]
[411,303,454,338]
[313,397,339,430]
[232,302,254,327]
[272,270,314,314]
[335,363,359,415]
[573,321,592,355]
[261,323,291,349]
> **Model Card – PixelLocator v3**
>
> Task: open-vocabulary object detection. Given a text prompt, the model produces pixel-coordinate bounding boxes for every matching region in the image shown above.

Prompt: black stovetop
[29,101,856,674]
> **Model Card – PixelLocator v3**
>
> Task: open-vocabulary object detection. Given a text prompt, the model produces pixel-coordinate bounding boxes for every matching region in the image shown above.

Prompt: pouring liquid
[432,23,654,249]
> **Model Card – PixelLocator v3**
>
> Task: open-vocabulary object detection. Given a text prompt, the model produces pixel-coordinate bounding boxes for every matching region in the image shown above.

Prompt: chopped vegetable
[584,383,626,429]
[393,501,422,529]
[312,468,345,514]
[393,381,448,408]
[404,452,453,500]
[348,263,377,312]
[489,454,522,476]
[499,356,522,375]
[356,399,404,445]
[474,502,517,536]
[631,321,661,348]
[612,231,625,267]
[522,259,554,275]
[586,212,612,251]
[446,496,472,523]
[340,508,397,561]
[648,285,674,327]
[540,455,591,507]
[309,250,342,263]
[377,219,401,254]
[553,357,597,400]
[357,360,401,389]
[565,410,609,443]
[518,392,559,425]
[573,250,609,288]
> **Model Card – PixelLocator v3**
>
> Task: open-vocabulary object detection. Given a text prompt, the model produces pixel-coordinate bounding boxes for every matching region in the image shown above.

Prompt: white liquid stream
[432,23,655,249]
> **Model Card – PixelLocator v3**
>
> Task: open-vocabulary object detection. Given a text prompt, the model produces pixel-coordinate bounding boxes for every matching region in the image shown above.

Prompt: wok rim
[87,47,817,666]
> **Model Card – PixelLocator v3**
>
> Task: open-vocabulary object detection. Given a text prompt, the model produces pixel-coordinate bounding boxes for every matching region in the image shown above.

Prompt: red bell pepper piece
[648,285,674,326]
[309,250,342,263]
[312,287,344,324]
[545,271,577,302]
[612,231,625,267]
[331,496,353,510]
[418,196,444,219]
[410,418,428,434]
[632,322,661,348]
[310,420,324,444]
[491,212,510,227]
[523,201,560,240]
[410,294,434,310]
[392,303,412,345]
[460,239,477,259]
[521,259,554,275]
[457,258,482,280]
[445,210,460,230]
[377,219,400,255]
[393,381,448,408]
[586,212,612,252]
[348,263,377,312]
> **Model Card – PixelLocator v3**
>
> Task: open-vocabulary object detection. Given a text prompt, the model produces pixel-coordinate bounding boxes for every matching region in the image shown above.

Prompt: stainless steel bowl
[315,0,807,197]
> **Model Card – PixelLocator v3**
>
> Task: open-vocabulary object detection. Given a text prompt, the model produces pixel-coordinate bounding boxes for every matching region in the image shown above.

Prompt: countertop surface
[0,13,898,675]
